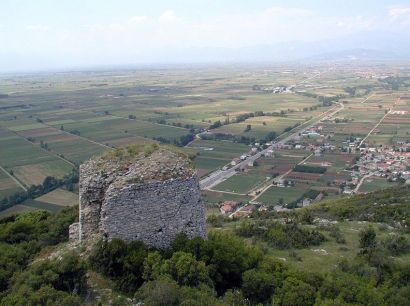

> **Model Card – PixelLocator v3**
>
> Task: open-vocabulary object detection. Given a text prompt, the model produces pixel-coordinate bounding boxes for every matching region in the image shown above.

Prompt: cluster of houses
[273,124,339,155]
[357,144,410,183]
[276,139,336,157]
[218,190,326,217]
[219,200,268,218]
[253,85,295,94]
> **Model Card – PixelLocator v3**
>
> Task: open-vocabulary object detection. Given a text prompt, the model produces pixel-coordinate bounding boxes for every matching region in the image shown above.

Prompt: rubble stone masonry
[71,145,207,249]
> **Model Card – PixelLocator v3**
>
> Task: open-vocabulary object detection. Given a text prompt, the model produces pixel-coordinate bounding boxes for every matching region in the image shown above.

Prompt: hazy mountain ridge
[2,30,410,72]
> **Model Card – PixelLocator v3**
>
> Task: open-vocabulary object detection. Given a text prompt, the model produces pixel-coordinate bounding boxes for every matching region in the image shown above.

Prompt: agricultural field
[358,176,400,193]
[256,184,310,205]
[0,169,24,199]
[202,190,252,205]
[213,169,270,194]
[213,116,304,139]
[0,204,36,218]
[186,139,250,176]
[36,188,78,207]
[0,63,409,214]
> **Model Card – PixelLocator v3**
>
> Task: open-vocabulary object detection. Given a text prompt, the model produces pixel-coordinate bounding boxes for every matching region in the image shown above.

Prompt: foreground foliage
[0,185,409,305]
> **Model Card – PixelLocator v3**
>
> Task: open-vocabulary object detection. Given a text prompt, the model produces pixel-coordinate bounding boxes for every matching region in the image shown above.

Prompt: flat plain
[0,63,409,212]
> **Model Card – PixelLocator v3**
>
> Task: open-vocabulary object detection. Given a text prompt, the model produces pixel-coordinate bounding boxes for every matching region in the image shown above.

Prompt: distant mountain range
[1,30,410,73]
[305,48,402,61]
[167,30,410,63]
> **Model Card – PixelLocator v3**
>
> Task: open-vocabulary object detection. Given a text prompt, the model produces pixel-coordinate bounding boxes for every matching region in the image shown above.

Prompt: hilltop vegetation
[306,185,410,226]
[0,186,408,305]
[0,207,79,303]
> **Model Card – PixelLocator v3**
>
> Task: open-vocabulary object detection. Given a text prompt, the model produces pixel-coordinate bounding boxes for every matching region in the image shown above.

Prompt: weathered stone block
[76,145,207,248]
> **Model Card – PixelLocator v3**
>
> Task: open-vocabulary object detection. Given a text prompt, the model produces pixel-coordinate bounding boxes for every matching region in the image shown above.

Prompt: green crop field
[202,190,252,205]
[257,184,310,205]
[1,64,409,213]
[187,139,250,176]
[213,170,270,194]
[213,116,304,139]
[359,177,399,193]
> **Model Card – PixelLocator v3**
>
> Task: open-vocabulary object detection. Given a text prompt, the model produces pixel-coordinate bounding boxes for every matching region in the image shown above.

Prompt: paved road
[200,102,345,190]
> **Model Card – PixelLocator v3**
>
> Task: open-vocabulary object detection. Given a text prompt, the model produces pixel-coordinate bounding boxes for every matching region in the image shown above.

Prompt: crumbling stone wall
[74,145,207,249]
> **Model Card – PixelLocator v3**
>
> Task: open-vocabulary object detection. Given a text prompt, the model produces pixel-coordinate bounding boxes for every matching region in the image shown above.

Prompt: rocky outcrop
[75,144,207,249]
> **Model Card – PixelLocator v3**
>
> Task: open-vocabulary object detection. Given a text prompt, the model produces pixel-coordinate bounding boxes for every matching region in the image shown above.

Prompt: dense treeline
[200,132,257,145]
[153,133,195,147]
[0,171,79,212]
[201,130,277,145]
[0,207,78,303]
[1,253,86,305]
[87,229,410,305]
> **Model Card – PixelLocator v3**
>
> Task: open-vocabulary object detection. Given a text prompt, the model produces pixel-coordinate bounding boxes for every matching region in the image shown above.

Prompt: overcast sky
[1,0,410,71]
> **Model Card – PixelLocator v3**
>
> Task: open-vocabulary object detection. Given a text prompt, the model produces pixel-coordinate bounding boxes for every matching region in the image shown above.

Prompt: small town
[213,120,410,218]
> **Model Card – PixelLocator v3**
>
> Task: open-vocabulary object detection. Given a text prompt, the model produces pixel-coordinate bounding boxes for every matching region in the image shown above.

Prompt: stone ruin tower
[70,145,207,249]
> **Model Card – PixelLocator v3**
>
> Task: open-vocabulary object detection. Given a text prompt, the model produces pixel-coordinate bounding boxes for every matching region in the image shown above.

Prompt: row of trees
[293,164,327,174]
[0,171,78,212]
[200,130,278,145]
[153,133,195,147]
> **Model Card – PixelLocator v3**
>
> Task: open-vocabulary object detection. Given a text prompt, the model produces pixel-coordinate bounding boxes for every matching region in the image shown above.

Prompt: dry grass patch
[36,188,78,206]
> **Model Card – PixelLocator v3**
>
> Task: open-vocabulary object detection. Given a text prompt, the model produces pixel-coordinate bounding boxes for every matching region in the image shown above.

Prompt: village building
[220,201,238,215]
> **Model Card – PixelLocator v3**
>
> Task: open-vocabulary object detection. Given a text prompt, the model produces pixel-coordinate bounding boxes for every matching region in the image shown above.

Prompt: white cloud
[336,15,374,30]
[129,15,148,24]
[26,25,49,32]
[263,6,313,17]
[388,6,410,26]
[159,10,179,22]
[389,6,410,18]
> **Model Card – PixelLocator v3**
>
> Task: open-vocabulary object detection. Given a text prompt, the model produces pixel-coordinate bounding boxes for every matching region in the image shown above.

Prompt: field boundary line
[252,153,313,202]
[0,164,27,191]
[359,96,400,146]
[8,129,77,168]
[205,189,247,196]
[361,93,374,104]
[68,108,189,131]
[108,114,190,131]
[40,122,112,149]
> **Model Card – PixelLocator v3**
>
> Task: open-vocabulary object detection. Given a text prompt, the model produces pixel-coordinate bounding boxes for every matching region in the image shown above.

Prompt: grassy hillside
[0,186,408,305]
[306,185,410,225]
